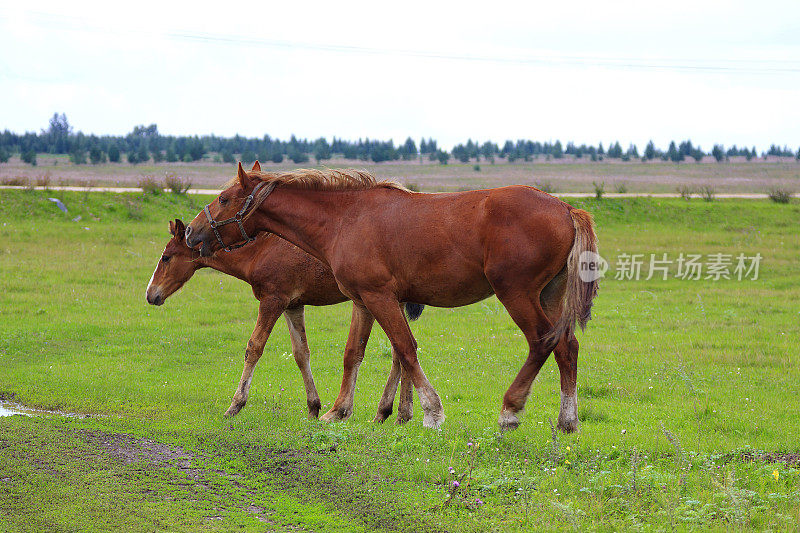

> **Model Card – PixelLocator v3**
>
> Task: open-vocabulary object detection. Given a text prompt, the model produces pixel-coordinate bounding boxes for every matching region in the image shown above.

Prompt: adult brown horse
[146,210,422,423]
[185,163,598,431]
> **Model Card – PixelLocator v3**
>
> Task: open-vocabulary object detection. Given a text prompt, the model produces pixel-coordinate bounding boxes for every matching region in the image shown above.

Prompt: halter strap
[202,180,275,252]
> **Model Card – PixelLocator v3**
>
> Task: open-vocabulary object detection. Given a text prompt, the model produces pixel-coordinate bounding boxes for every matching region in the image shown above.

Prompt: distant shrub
[614,182,628,194]
[768,188,793,204]
[1,176,28,186]
[181,153,193,163]
[677,185,694,200]
[289,150,309,164]
[69,149,87,165]
[473,164,481,172]
[138,176,162,195]
[21,150,37,166]
[593,181,605,199]
[534,181,556,194]
[699,185,716,202]
[35,173,51,188]
[164,172,191,195]
[0,147,9,163]
[405,182,420,192]
[271,152,284,164]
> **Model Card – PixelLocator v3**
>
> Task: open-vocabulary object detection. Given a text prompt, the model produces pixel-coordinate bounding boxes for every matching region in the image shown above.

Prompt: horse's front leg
[321,302,374,422]
[224,298,284,418]
[283,306,322,419]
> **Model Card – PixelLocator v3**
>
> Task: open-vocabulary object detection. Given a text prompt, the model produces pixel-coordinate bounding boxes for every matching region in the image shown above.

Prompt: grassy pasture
[1,189,799,531]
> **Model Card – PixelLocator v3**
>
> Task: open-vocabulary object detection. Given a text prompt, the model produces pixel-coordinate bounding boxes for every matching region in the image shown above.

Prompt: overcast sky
[2,1,799,150]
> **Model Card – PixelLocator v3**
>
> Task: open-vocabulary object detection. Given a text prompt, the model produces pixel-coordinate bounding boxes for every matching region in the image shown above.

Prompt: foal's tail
[542,208,599,347]
[404,302,425,321]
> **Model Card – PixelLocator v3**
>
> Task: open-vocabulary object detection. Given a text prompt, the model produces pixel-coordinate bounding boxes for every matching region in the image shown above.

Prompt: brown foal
[185,163,598,431]
[146,216,422,422]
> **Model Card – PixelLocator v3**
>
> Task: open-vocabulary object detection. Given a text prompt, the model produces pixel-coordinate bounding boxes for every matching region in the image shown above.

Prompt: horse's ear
[251,160,261,172]
[174,219,186,240]
[169,220,176,236]
[237,161,251,189]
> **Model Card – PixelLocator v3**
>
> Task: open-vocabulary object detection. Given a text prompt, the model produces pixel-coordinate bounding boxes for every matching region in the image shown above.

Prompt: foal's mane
[225,168,408,192]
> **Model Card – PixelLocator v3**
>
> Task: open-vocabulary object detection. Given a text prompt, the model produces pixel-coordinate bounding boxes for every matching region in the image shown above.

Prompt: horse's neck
[251,188,353,264]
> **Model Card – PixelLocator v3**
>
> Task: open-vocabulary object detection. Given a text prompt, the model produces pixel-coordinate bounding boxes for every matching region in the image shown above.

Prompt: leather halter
[202,181,275,252]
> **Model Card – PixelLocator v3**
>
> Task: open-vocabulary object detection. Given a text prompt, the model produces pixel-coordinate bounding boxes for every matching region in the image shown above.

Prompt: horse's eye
[161,255,171,263]
[219,196,228,206]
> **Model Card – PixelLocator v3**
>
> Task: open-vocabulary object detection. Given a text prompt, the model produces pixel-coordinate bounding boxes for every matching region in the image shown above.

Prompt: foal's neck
[199,243,261,283]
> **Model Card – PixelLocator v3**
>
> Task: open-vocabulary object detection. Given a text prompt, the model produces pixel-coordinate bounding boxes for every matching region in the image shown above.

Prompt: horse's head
[145,219,200,305]
[185,161,266,257]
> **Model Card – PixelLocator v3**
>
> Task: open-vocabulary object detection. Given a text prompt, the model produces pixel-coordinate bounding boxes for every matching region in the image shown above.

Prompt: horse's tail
[542,208,599,347]
[404,302,425,321]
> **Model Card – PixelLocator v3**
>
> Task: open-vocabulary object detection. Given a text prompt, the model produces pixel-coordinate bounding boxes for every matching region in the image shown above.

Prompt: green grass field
[1,189,799,531]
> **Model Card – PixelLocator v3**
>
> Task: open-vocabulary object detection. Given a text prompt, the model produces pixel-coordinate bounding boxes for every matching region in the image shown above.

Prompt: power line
[10,9,800,75]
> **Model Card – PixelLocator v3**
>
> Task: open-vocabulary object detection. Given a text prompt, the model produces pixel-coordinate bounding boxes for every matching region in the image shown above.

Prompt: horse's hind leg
[493,291,557,431]
[321,302,374,422]
[224,298,284,418]
[553,332,579,433]
[283,306,323,419]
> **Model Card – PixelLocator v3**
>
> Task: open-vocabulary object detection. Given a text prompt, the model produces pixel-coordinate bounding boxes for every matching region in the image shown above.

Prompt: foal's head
[145,219,200,306]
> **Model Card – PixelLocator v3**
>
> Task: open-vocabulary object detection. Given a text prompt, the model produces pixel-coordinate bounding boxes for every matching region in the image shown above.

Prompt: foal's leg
[553,332,580,433]
[321,303,375,422]
[224,298,284,418]
[283,306,323,419]
[373,346,414,424]
[493,292,557,431]
[363,294,444,429]
[396,359,414,424]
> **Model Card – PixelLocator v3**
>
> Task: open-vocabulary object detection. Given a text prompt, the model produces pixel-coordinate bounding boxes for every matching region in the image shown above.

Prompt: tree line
[1,113,798,167]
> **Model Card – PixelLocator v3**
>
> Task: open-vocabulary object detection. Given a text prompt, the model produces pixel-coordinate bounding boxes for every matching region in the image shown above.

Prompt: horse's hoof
[373,408,392,423]
[498,410,520,431]
[321,407,350,422]
[422,412,444,429]
[557,417,579,433]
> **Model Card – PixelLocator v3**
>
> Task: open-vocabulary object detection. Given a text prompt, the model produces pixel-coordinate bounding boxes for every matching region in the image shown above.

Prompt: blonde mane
[224,168,408,192]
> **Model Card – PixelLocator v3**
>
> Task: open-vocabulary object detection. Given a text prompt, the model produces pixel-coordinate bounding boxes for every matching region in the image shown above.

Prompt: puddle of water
[0,401,84,418]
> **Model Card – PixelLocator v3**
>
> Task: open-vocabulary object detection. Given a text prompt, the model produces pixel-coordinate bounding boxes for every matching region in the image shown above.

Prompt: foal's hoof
[498,410,520,431]
[373,407,392,424]
[223,404,243,418]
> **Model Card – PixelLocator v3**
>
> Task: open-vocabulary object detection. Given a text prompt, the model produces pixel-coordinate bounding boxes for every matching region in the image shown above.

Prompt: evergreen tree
[436,150,449,165]
[89,146,105,164]
[711,145,725,162]
[166,146,178,163]
[108,144,120,162]
[313,138,331,163]
[0,147,9,163]
[644,140,656,160]
[667,141,683,162]
[552,140,563,159]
